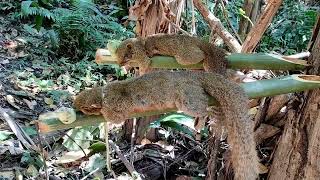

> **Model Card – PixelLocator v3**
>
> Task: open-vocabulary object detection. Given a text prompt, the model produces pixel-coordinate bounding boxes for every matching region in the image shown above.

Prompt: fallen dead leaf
[0,59,9,64]
[0,170,15,180]
[54,149,90,164]
[44,98,54,105]
[22,99,37,110]
[140,138,151,145]
[6,95,20,109]
[258,162,269,174]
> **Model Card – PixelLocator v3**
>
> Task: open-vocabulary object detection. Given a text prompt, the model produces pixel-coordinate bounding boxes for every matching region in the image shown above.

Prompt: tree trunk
[241,0,283,53]
[124,0,182,143]
[268,15,320,180]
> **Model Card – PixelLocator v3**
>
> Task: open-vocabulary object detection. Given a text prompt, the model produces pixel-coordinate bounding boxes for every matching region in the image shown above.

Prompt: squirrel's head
[73,87,103,115]
[115,38,146,66]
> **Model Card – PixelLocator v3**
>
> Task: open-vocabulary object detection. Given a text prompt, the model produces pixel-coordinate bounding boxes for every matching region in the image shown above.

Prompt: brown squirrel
[113,34,228,75]
[73,71,259,180]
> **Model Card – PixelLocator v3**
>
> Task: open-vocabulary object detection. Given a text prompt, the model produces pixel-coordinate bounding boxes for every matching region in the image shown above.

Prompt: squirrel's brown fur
[114,34,228,75]
[73,71,259,180]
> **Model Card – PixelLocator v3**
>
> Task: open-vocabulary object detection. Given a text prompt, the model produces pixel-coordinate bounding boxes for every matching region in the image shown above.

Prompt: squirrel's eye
[126,43,132,49]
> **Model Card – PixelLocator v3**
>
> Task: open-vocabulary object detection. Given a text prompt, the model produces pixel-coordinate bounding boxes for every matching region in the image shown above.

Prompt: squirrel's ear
[126,43,132,49]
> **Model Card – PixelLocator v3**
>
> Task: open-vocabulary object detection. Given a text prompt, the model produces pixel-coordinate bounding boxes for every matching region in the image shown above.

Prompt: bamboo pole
[95,48,309,71]
[38,75,320,133]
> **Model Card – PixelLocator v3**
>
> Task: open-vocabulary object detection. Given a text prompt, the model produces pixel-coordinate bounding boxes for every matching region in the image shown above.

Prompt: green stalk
[95,48,309,70]
[242,75,320,98]
[228,53,309,70]
[38,75,320,134]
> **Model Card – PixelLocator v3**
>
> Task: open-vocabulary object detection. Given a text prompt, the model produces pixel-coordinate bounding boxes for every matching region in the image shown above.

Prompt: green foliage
[20,0,55,30]
[63,126,98,151]
[0,1,19,12]
[83,153,106,172]
[19,0,133,59]
[258,0,317,55]
[52,0,133,59]
[150,113,198,138]
[21,152,44,169]
[0,131,14,141]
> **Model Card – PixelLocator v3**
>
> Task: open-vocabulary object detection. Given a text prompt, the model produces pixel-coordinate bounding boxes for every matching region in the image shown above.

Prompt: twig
[80,167,100,180]
[206,128,222,180]
[168,136,213,167]
[130,118,137,164]
[61,130,87,156]
[190,0,196,35]
[169,22,191,35]
[35,122,49,180]
[284,52,311,60]
[193,0,242,52]
[219,0,243,44]
[108,140,138,177]
[104,122,116,178]
[0,107,38,151]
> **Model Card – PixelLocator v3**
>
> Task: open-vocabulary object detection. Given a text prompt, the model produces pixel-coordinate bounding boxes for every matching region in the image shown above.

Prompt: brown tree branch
[241,0,283,53]
[193,0,242,52]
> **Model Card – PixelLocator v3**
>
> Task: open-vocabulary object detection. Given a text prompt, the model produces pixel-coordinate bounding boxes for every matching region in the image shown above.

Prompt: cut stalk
[242,75,320,98]
[95,48,309,70]
[38,75,320,133]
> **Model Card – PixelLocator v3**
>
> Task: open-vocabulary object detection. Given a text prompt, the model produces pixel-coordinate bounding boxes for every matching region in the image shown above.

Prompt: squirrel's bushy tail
[201,74,259,180]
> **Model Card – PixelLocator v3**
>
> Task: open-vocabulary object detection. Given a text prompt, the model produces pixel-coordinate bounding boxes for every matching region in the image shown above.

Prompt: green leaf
[35,15,44,31]
[150,113,196,137]
[238,8,246,15]
[63,126,96,151]
[89,141,106,153]
[21,1,34,16]
[84,153,106,172]
[47,29,59,48]
[155,113,195,127]
[21,152,44,169]
[0,131,13,141]
[22,127,38,137]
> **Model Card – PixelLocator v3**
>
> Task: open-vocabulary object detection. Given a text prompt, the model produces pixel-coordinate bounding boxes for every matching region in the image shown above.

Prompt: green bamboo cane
[94,41,309,70]
[38,74,320,133]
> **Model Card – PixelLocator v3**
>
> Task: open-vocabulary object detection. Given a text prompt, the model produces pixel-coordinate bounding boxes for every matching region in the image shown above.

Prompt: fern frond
[21,1,34,16]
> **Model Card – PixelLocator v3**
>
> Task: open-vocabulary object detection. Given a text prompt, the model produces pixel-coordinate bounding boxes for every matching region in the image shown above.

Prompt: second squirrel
[114,34,228,75]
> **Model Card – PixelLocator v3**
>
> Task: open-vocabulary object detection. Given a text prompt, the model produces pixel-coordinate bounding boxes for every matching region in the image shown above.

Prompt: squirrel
[113,34,228,75]
[73,71,259,180]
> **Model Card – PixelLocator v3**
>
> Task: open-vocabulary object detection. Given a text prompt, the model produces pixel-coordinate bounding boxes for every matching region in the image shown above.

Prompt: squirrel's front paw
[139,58,152,75]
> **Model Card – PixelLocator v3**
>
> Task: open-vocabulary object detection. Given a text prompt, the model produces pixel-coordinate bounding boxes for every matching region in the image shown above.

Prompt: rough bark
[268,16,320,180]
[128,0,173,36]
